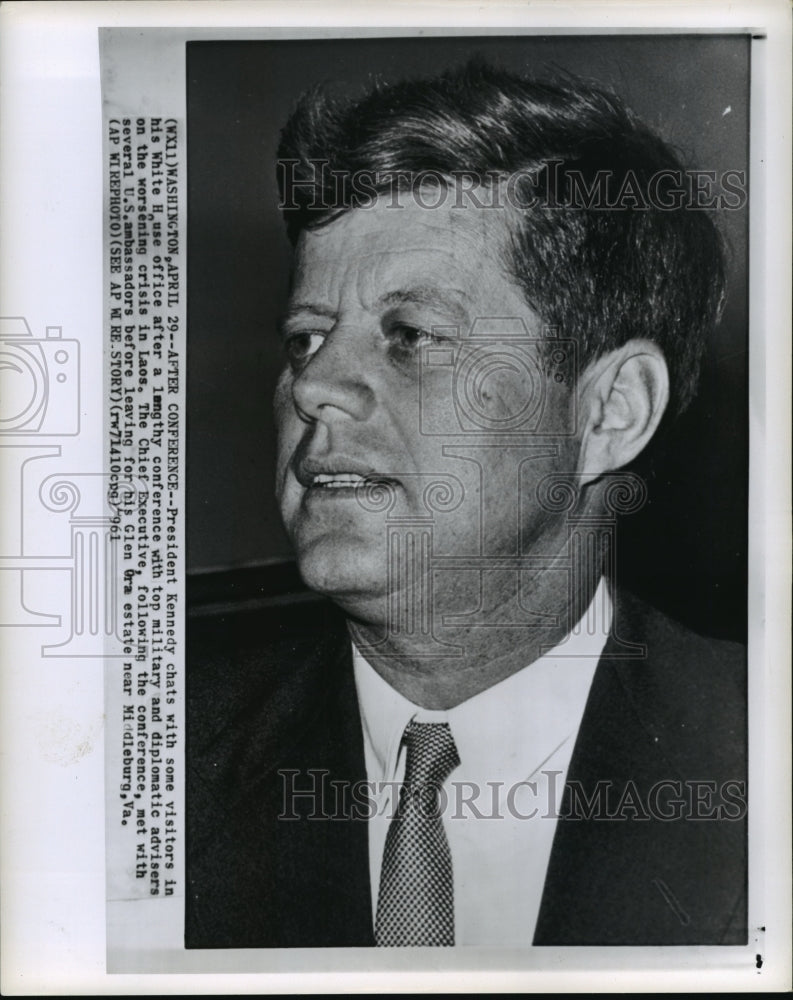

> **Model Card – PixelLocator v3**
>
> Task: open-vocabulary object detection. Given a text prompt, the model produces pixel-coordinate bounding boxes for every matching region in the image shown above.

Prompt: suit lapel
[533,639,666,943]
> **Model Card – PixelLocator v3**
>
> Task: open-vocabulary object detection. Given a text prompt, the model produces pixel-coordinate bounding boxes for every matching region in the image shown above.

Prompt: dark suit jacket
[185,590,746,948]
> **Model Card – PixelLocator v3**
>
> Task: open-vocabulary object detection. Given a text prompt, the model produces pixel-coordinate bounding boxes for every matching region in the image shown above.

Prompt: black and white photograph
[186,34,751,950]
[0,1,790,994]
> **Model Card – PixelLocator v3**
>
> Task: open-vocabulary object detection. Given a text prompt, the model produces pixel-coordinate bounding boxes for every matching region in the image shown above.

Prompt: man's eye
[388,323,442,349]
[284,331,325,369]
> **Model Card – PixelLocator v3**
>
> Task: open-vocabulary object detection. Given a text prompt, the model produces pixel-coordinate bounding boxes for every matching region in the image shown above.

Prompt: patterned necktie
[375,720,460,946]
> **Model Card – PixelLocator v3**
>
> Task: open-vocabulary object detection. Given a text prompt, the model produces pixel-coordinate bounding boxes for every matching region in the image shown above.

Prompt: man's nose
[291,324,376,423]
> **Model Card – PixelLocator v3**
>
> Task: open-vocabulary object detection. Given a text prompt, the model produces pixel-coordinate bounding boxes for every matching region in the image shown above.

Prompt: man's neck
[347,570,603,710]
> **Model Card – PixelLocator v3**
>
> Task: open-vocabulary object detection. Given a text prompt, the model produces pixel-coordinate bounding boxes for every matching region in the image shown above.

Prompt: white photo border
[0,0,790,994]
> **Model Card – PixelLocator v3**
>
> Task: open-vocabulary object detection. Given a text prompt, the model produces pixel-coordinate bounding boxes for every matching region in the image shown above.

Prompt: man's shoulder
[189,594,347,691]
[185,594,372,949]
[616,589,744,663]
[611,589,746,687]
[186,595,349,786]
[539,592,748,945]
[605,589,746,774]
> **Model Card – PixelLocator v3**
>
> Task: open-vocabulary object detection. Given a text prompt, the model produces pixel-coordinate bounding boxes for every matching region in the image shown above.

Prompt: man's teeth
[312,473,367,488]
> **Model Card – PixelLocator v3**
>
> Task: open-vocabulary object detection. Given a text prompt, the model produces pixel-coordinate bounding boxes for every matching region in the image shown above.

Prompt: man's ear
[575,339,670,483]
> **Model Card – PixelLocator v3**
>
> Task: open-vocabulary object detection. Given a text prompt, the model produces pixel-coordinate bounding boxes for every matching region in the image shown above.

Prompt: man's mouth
[294,454,398,493]
[310,472,368,489]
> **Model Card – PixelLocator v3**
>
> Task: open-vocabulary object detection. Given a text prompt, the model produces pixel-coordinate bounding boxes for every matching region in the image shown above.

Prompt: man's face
[274,194,577,622]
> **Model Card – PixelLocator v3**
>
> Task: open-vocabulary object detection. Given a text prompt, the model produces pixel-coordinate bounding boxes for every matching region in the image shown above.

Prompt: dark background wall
[186,34,749,640]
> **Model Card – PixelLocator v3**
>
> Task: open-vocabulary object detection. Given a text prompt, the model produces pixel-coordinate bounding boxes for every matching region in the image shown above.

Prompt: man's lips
[309,472,368,490]
[293,455,399,491]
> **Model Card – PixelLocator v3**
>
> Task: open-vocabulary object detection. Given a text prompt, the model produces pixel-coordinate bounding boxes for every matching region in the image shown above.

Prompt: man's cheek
[273,427,297,515]
[274,460,288,509]
[274,385,299,480]
[273,369,295,427]
[274,439,301,513]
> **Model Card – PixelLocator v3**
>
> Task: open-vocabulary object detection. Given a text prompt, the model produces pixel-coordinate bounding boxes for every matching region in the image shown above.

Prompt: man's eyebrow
[278,303,337,331]
[278,287,472,333]
[377,286,472,318]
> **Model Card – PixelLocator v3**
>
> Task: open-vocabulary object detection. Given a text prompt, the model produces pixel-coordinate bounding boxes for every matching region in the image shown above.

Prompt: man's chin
[294,542,387,616]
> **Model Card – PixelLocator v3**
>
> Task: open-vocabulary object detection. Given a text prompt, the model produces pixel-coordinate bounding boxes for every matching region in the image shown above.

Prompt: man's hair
[277,60,727,415]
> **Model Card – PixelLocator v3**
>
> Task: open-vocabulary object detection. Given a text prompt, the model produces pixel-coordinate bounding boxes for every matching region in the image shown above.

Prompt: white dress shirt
[352,579,612,946]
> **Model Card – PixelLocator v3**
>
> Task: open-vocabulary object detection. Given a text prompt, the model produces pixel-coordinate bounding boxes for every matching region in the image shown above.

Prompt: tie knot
[402,721,460,788]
